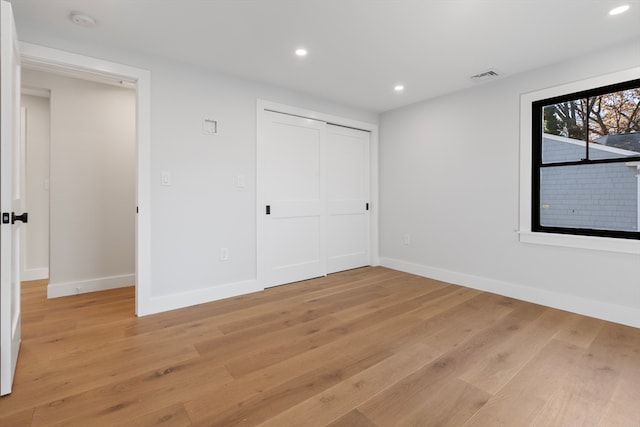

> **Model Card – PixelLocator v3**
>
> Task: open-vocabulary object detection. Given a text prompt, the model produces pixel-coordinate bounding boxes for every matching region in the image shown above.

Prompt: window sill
[518,230,640,255]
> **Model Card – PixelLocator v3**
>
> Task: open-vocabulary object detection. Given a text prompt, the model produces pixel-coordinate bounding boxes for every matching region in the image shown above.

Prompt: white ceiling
[9,0,640,113]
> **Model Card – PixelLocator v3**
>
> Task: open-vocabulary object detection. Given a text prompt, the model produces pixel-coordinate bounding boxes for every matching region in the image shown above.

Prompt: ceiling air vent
[469,69,502,83]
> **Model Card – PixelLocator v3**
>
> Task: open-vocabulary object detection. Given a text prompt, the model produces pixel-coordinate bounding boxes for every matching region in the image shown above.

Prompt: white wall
[17,40,378,312]
[379,39,640,327]
[21,93,49,280]
[22,69,136,297]
[146,59,378,304]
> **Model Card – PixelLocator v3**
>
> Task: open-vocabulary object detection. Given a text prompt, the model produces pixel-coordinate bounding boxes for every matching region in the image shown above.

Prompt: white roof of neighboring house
[543,133,639,156]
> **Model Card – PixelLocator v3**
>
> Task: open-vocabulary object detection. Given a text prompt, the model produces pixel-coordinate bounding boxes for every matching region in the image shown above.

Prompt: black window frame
[531,78,640,240]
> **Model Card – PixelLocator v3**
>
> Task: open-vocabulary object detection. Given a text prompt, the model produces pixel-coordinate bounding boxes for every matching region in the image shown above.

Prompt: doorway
[19,42,151,316]
[21,68,136,301]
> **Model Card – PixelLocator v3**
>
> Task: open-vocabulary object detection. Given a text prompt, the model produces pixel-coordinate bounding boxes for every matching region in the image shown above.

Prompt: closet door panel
[261,112,326,287]
[326,125,370,273]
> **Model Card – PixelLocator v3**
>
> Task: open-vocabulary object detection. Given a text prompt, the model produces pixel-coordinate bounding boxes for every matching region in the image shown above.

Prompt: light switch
[236,174,246,188]
[161,171,171,186]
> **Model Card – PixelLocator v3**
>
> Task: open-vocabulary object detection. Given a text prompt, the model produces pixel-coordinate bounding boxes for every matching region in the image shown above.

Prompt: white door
[326,125,370,273]
[260,111,326,287]
[0,0,23,396]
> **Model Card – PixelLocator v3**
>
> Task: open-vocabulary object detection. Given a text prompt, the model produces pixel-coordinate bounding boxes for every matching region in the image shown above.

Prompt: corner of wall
[380,257,640,328]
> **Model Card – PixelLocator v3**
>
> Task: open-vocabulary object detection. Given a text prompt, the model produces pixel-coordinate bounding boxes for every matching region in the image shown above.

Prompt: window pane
[541,100,588,163]
[540,163,638,232]
[542,133,586,163]
[587,90,640,160]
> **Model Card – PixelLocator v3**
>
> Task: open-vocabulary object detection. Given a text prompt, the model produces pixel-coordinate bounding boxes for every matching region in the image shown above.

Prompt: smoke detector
[70,12,96,27]
[469,69,502,83]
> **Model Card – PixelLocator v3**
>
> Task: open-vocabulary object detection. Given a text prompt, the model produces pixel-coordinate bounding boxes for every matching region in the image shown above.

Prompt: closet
[258,109,371,287]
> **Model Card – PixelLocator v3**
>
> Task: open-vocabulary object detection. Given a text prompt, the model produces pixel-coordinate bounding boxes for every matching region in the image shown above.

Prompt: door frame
[19,42,152,316]
[256,99,379,288]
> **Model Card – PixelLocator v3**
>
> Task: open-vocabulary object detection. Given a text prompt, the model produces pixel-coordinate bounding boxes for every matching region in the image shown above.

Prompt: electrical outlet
[220,247,229,261]
[403,234,411,245]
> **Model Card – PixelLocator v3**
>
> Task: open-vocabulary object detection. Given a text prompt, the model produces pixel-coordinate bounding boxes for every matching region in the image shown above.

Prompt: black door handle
[11,212,28,224]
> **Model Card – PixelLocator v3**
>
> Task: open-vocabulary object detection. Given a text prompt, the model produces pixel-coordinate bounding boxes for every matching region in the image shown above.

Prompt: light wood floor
[0,267,638,426]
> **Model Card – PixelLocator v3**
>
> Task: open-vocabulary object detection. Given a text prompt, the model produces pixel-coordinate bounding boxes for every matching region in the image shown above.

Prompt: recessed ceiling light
[295,48,308,57]
[70,11,96,27]
[394,85,404,92]
[609,4,630,15]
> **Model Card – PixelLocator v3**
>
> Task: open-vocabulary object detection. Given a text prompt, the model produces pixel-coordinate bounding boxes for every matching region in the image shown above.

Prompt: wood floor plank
[461,339,585,426]
[459,307,571,394]
[410,286,484,321]
[358,301,548,426]
[187,348,393,427]
[0,407,35,427]
[553,312,605,348]
[182,311,427,423]
[397,378,490,427]
[20,318,78,340]
[528,345,619,426]
[596,355,640,426]
[331,280,457,323]
[8,340,200,416]
[181,304,417,423]
[256,342,440,427]
[413,292,521,354]
[325,409,379,427]
[217,283,387,335]
[213,278,379,331]
[225,297,423,378]
[22,317,132,357]
[592,323,640,426]
[127,403,193,427]
[1,268,637,426]
[29,356,232,426]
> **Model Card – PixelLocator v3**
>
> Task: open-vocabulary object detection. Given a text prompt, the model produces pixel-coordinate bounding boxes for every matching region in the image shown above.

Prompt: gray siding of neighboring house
[540,137,638,231]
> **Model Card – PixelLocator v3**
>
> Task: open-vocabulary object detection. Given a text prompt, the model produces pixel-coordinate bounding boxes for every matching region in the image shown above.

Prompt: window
[531,79,640,240]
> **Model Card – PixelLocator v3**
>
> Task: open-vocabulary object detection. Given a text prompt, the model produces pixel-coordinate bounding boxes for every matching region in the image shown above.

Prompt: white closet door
[326,125,370,273]
[261,111,326,287]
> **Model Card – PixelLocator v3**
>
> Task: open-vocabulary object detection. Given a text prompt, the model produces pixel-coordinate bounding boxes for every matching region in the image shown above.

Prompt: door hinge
[366,203,369,211]
[266,205,271,215]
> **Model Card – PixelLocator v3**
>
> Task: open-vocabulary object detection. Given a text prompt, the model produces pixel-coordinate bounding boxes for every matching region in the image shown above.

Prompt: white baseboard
[137,279,262,316]
[380,257,640,328]
[48,274,135,298]
[22,267,49,281]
